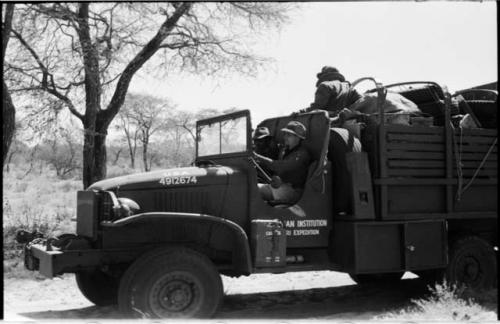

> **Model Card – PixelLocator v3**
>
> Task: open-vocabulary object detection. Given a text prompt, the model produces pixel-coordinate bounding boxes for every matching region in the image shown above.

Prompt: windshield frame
[195,109,252,160]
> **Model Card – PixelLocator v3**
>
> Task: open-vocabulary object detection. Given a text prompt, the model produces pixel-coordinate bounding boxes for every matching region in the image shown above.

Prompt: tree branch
[101,2,192,125]
[10,28,84,121]
[2,3,15,64]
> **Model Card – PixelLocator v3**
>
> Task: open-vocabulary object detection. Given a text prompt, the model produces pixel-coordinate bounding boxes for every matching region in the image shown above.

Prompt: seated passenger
[254,121,312,205]
[252,126,279,160]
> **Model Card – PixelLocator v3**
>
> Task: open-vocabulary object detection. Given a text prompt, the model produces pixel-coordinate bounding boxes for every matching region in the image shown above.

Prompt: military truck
[18,78,497,318]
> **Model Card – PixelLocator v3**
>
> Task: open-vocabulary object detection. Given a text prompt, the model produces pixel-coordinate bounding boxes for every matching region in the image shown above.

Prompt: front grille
[154,190,209,213]
[99,192,115,221]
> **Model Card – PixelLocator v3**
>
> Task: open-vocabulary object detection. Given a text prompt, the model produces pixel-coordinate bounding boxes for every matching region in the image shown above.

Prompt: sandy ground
[3,271,437,321]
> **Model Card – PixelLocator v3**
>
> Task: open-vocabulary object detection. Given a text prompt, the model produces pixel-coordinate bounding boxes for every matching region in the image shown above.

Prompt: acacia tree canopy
[4,2,295,188]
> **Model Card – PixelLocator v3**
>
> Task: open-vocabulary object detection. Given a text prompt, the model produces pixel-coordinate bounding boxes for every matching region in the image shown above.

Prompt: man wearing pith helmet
[253,121,312,205]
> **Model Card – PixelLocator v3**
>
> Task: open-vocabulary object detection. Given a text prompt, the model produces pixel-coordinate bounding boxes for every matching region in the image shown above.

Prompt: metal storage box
[251,219,286,267]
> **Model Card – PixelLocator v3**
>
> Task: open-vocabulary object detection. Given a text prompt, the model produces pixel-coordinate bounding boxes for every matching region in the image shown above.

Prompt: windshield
[196,111,250,158]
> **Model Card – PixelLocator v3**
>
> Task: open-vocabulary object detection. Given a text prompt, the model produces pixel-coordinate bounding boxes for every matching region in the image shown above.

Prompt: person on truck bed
[296,66,362,116]
[254,121,312,205]
[295,66,421,125]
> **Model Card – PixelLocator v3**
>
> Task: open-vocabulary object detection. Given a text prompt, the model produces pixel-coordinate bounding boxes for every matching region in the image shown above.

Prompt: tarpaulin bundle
[349,90,421,116]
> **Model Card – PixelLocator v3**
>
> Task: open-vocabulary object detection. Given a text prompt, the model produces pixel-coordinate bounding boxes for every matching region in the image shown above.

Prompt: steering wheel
[249,156,283,189]
[249,156,272,183]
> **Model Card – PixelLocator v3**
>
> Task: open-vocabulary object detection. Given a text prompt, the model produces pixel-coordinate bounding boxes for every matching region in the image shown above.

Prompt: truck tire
[349,272,404,285]
[445,236,497,289]
[414,269,445,285]
[76,269,119,306]
[118,247,223,318]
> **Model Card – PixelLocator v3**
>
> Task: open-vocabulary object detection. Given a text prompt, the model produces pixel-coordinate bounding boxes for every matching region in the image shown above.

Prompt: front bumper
[25,243,65,278]
[23,240,145,278]
[24,242,104,278]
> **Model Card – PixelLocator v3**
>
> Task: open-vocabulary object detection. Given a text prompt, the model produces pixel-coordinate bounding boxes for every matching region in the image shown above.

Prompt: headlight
[117,197,140,218]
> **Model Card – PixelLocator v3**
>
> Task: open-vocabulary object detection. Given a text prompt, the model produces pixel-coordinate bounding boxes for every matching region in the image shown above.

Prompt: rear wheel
[349,272,404,285]
[76,269,119,306]
[445,236,497,289]
[414,269,445,285]
[118,247,223,318]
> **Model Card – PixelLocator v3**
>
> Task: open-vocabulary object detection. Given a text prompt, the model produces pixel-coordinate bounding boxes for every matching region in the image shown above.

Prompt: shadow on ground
[19,278,430,320]
[218,278,430,319]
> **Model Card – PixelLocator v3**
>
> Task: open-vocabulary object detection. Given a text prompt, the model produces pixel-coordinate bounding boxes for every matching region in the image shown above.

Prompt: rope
[451,123,464,201]
[452,118,498,200]
[459,137,497,196]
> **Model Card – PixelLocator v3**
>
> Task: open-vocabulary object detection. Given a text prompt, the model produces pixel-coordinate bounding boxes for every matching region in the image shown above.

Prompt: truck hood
[88,166,236,191]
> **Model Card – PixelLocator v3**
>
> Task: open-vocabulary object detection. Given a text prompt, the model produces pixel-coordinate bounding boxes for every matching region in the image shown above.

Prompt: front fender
[101,212,252,275]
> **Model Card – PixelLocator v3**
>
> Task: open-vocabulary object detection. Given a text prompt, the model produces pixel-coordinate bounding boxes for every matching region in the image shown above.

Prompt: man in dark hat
[297,66,362,117]
[254,121,312,205]
[252,126,279,160]
[252,126,280,182]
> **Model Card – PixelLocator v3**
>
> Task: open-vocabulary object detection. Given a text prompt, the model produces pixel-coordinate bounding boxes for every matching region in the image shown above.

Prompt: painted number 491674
[159,176,198,186]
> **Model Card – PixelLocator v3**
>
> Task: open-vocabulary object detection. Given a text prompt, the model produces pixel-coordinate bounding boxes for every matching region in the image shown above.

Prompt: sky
[129,1,497,126]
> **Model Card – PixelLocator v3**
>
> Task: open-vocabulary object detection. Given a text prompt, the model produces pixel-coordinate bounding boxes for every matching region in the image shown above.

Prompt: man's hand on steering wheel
[249,154,272,183]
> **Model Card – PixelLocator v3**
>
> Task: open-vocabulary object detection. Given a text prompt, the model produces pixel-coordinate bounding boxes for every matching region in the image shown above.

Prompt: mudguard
[101,212,253,275]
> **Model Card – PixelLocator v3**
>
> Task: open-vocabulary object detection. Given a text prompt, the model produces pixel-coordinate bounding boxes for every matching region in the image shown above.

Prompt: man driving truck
[254,121,312,205]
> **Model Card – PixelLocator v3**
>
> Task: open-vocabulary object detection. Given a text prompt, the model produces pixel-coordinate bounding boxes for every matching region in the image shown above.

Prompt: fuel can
[251,219,286,267]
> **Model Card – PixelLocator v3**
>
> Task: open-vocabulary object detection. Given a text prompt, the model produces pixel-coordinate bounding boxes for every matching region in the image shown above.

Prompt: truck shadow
[18,278,430,320]
[218,278,430,319]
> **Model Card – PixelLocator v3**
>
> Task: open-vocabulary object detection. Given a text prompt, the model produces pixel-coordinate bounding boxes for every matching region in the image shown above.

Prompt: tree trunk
[94,131,107,182]
[125,135,136,169]
[130,153,135,169]
[142,139,149,172]
[78,3,104,188]
[5,147,16,172]
[82,127,108,188]
[148,154,155,171]
[2,84,15,168]
[2,4,15,168]
[112,148,122,165]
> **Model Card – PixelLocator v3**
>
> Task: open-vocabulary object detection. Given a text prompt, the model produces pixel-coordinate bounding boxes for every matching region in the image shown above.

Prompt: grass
[3,165,81,274]
[376,281,498,321]
[2,162,145,277]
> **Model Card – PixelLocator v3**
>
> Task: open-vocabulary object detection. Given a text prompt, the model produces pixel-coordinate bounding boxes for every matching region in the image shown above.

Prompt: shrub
[107,164,139,178]
[376,281,497,321]
[3,168,78,268]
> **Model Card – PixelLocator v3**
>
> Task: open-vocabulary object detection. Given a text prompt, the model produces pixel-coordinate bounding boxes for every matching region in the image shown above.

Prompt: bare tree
[4,3,294,188]
[117,93,174,172]
[115,106,140,169]
[39,129,82,179]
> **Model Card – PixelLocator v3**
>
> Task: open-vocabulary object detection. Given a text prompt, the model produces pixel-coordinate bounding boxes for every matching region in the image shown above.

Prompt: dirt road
[4,271,430,320]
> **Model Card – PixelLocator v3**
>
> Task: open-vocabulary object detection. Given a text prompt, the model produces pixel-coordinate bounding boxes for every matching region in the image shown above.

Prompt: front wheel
[118,247,223,318]
[445,236,497,289]
[349,272,404,285]
[76,269,119,306]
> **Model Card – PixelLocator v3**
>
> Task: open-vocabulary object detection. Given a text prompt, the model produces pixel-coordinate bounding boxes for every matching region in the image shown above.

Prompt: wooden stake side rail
[367,123,498,220]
